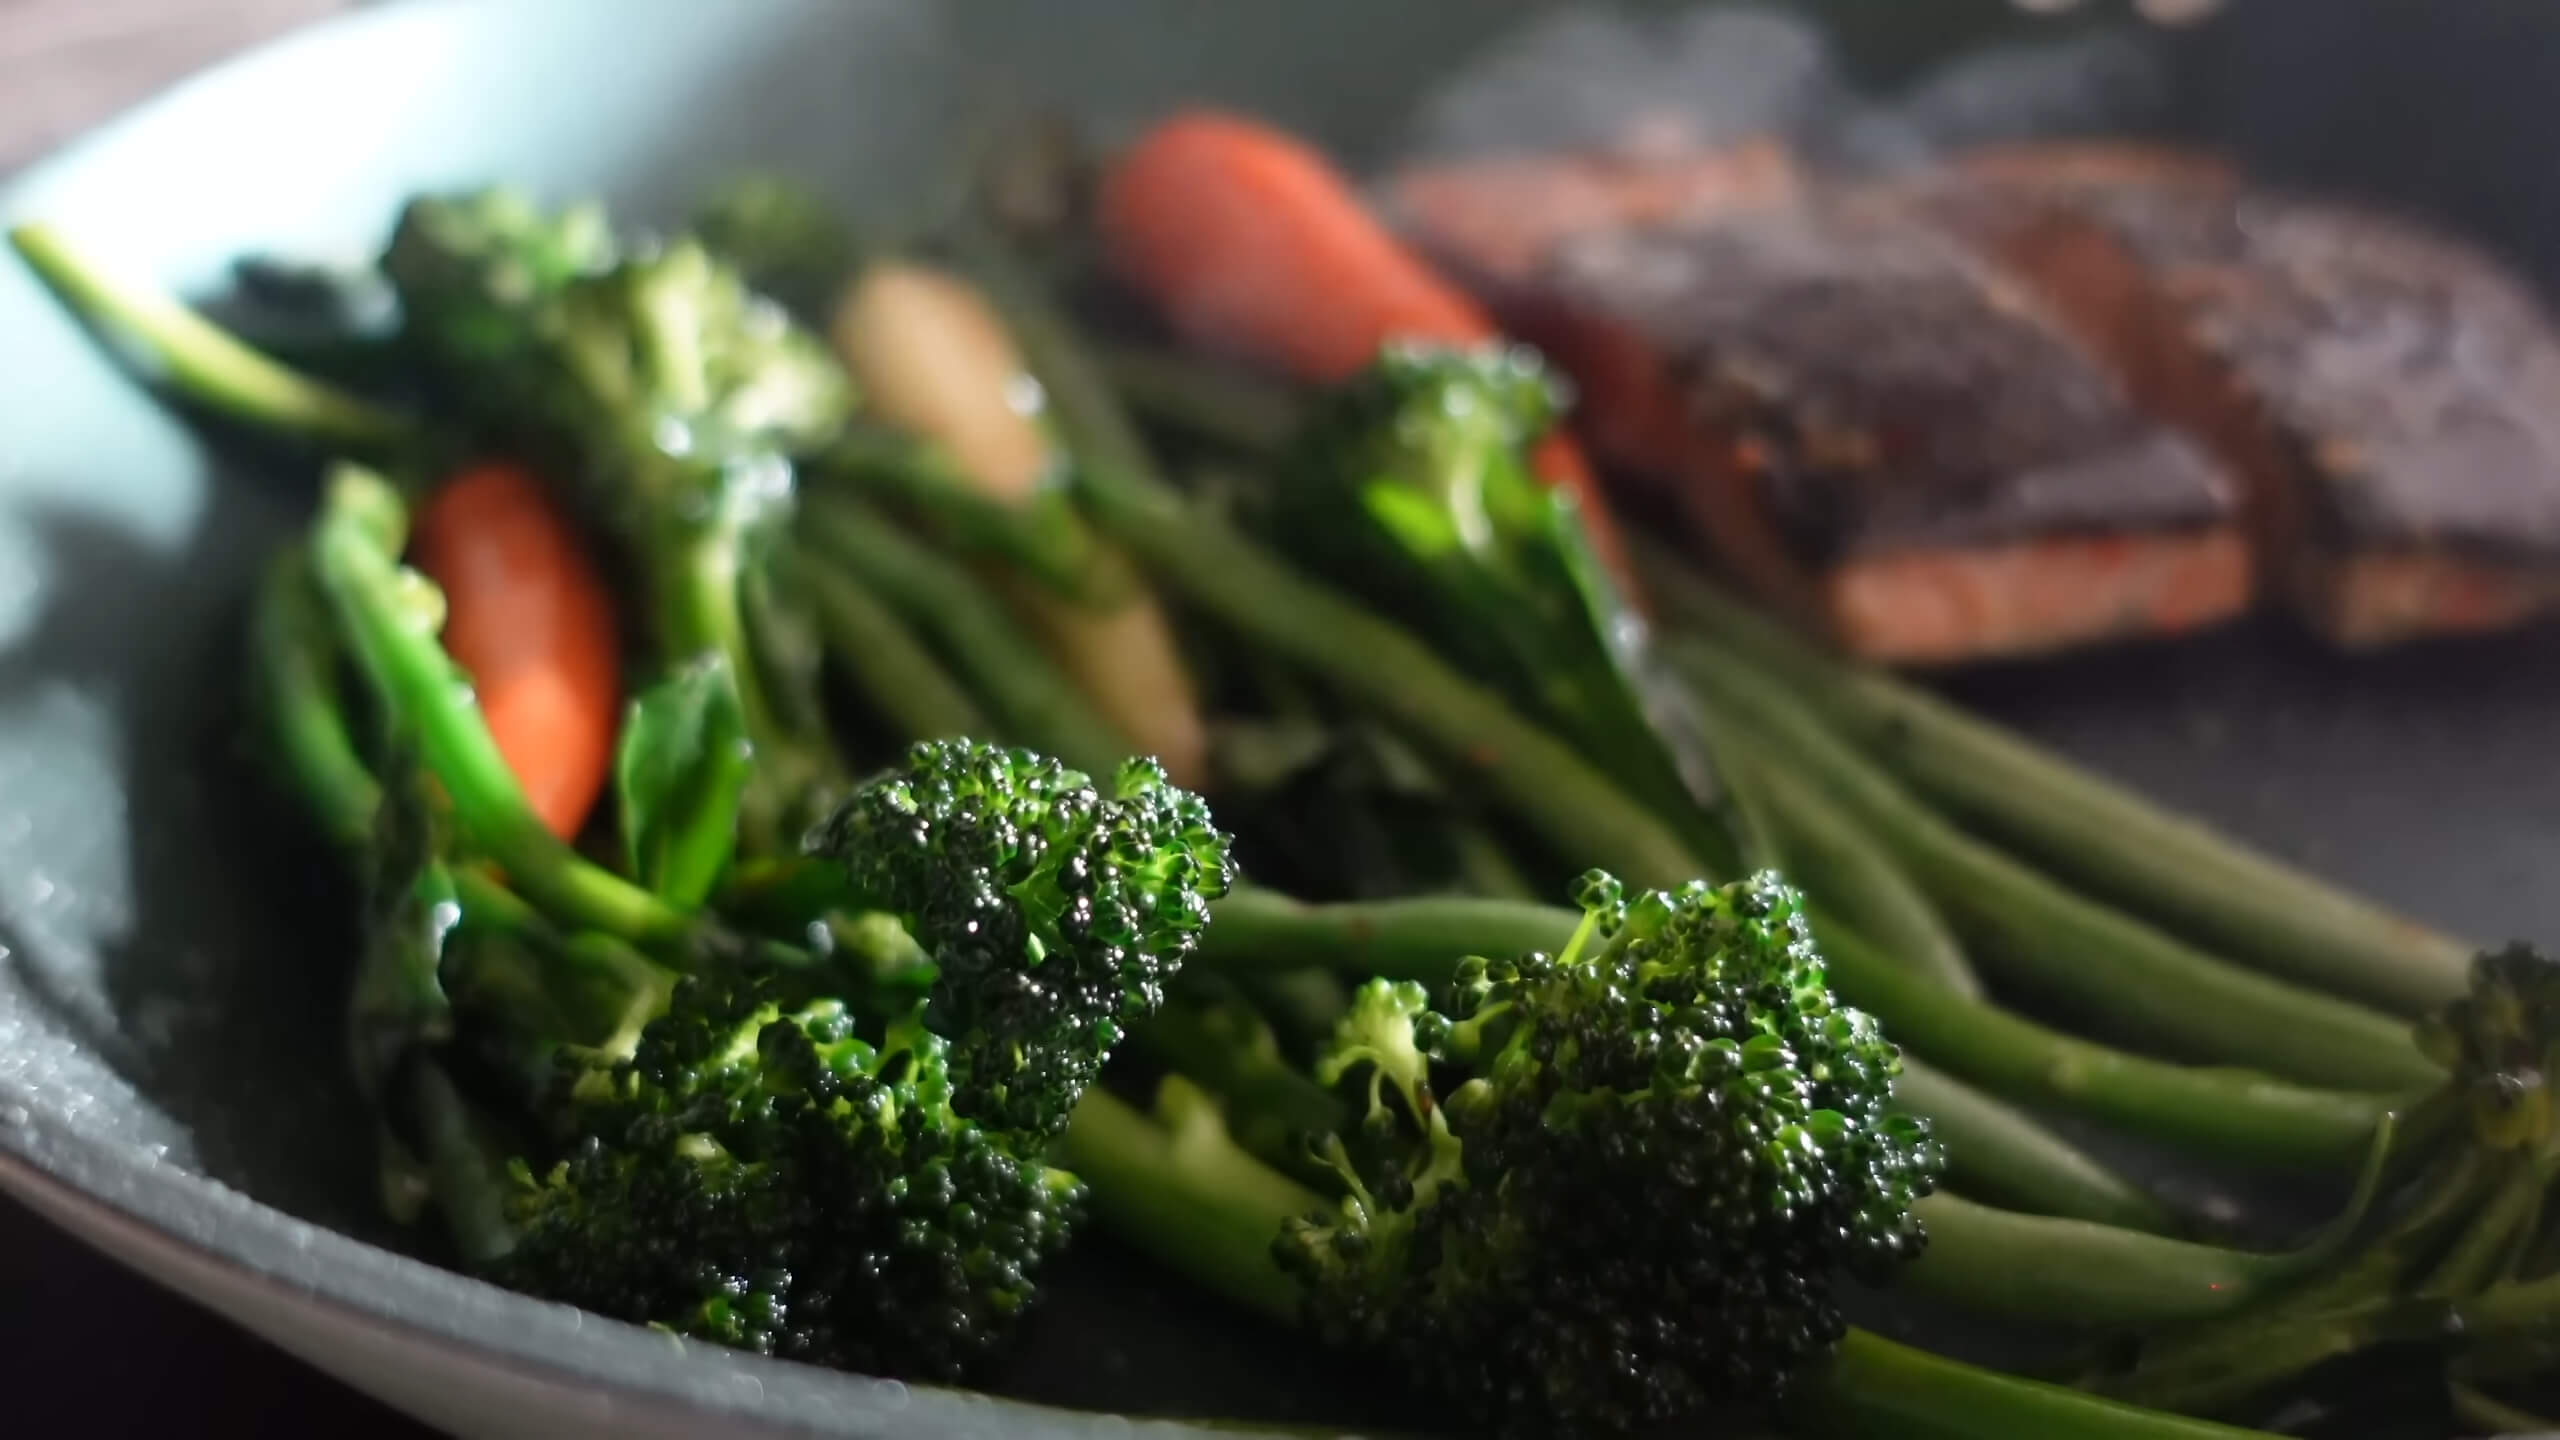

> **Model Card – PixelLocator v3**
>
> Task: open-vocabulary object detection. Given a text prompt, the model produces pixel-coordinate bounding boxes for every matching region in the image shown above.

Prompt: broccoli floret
[1267,342,1756,879]
[1067,870,1941,1439]
[384,187,851,538]
[690,173,859,321]
[809,737,1238,1137]
[380,188,618,371]
[489,960,1080,1381]
[379,735,1225,1383]
[383,187,855,848]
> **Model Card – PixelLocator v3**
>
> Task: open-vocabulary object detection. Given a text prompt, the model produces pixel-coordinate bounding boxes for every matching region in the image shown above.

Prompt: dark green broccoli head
[382,188,617,367]
[690,173,858,320]
[2420,943,2560,1150]
[1275,869,1942,1440]
[1284,340,1564,586]
[491,958,1081,1382]
[1277,342,1755,879]
[810,738,1237,1137]
[383,187,852,546]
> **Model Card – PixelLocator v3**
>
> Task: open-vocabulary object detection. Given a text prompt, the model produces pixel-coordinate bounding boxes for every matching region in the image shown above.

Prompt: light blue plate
[10,2,2560,1436]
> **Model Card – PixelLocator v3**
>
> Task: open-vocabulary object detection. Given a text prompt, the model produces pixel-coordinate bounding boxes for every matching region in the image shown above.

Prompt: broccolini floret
[810,737,1238,1137]
[1062,870,1943,1440]
[490,960,1081,1381]
[1268,342,1757,878]
[382,187,855,848]
[1276,870,1940,1436]
[369,736,1228,1383]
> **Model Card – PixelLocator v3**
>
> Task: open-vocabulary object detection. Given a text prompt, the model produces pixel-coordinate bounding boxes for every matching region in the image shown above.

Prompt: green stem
[1196,887,2409,1172]
[1090,338,1303,455]
[2420,1158,2551,1300]
[1673,636,2438,1094]
[448,865,547,940]
[2451,1384,2559,1436]
[657,523,836,848]
[814,428,1109,604]
[1691,697,1790,874]
[1819,917,2411,1172]
[1064,1084,2276,1440]
[248,544,383,852]
[799,497,1128,776]
[1447,821,1542,903]
[794,545,991,743]
[310,465,690,944]
[1639,546,2477,1017]
[1200,886,1579,982]
[1893,1060,2171,1233]
[971,221,1707,890]
[10,222,416,454]
[2096,1150,2492,1410]
[1800,1330,2283,1440]
[404,1060,523,1268]
[1752,756,1982,1001]
[2451,1255,2560,1341]
[1902,1168,2382,1328]
[1058,1084,1316,1326]
[1079,468,1706,892]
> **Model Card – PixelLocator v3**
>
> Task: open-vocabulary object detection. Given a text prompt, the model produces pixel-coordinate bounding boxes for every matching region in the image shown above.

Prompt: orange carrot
[410,461,621,840]
[1096,107,1638,592]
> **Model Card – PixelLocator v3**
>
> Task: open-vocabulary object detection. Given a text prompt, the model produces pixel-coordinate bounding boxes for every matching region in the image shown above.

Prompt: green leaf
[345,750,461,1104]
[615,656,756,908]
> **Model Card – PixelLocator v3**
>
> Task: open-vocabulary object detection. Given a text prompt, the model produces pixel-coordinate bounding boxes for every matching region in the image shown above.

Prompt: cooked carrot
[1095,107,1637,590]
[409,461,622,840]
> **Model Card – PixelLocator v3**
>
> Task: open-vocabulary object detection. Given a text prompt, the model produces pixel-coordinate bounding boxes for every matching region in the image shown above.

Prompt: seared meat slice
[1902,142,2560,648]
[1467,191,2251,664]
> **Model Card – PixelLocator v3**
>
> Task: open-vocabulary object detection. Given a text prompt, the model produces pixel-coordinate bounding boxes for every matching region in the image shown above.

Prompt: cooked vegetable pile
[19,106,2560,1440]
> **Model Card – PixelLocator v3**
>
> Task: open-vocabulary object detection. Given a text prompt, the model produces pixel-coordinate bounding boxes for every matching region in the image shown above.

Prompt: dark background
[2,1191,432,1432]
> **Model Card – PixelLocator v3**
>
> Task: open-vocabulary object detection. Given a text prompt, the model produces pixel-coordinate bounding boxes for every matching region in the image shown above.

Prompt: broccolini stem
[794,545,991,743]
[1801,1330,2282,1440]
[2450,1386,2557,1437]
[1089,337,1304,455]
[1891,1060,2172,1233]
[1446,821,1543,903]
[1672,636,2439,1094]
[1136,1002,1347,1146]
[1749,757,1981,1000]
[404,1061,522,1268]
[1902,1165,2385,1328]
[1195,887,2409,1171]
[798,497,1133,776]
[1637,543,2476,1018]
[1200,886,1579,980]
[1077,467,1707,892]
[970,223,1709,888]
[9,223,416,454]
[1064,1083,2279,1440]
[311,465,691,944]
[815,430,1110,604]
[1817,917,2414,1172]
[1059,1084,1316,1326]
[2453,1267,2560,1338]
[248,544,383,852]
[654,522,836,850]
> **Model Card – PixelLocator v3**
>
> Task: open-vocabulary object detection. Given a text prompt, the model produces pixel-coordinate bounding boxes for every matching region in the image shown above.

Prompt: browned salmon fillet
[1407,181,2251,665]
[1896,142,2560,648]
